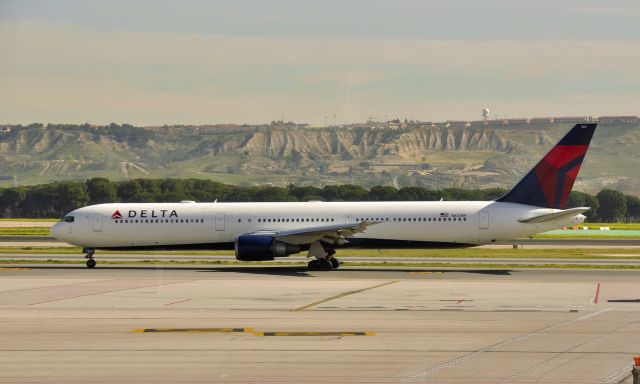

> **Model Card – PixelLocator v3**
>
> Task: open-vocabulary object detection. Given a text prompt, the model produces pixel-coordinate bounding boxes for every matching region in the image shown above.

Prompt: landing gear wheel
[317,258,332,271]
[307,259,320,271]
[83,248,96,269]
[308,259,332,271]
[329,257,340,269]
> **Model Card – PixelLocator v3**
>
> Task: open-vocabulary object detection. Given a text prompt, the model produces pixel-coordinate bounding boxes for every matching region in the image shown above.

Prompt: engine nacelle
[235,234,301,261]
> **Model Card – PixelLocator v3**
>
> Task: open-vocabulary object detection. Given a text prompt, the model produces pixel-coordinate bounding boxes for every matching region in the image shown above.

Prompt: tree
[86,177,117,204]
[596,189,627,222]
[53,182,89,216]
[117,180,144,202]
[0,188,26,217]
[159,179,187,202]
[322,185,368,201]
[584,194,600,222]
[253,186,296,202]
[567,191,587,208]
[367,186,398,201]
[288,185,323,202]
[625,195,640,222]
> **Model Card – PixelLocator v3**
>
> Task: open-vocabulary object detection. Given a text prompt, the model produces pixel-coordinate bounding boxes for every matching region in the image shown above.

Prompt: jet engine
[235,234,301,261]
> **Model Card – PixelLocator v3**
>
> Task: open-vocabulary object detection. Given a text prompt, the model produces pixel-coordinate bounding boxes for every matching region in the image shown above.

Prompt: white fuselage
[50,201,585,249]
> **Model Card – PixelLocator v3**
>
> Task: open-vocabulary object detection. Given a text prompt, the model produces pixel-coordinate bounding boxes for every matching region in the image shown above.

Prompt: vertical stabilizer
[497,123,596,209]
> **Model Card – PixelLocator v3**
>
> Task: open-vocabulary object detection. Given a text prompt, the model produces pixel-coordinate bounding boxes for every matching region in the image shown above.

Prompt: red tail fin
[497,124,596,208]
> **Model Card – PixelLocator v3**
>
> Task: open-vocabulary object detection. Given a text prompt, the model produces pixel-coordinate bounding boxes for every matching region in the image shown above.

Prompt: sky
[0,0,639,125]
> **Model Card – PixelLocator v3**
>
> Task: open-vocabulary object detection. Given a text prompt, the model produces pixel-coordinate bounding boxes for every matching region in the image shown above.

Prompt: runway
[1,265,639,383]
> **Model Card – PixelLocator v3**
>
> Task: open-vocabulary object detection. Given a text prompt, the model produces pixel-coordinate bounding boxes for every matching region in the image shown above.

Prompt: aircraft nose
[50,222,63,240]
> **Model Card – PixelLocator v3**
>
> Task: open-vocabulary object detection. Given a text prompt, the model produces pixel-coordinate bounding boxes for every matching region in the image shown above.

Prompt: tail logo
[534,145,589,209]
[111,210,122,219]
[496,123,596,209]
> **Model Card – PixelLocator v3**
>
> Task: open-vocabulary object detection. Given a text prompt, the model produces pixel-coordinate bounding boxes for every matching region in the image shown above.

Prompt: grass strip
[1,247,640,258]
[532,233,640,239]
[0,218,57,222]
[0,228,52,236]
[580,223,640,230]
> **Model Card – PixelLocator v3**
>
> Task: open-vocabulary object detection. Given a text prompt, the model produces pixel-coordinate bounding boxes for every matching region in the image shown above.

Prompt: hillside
[0,120,638,195]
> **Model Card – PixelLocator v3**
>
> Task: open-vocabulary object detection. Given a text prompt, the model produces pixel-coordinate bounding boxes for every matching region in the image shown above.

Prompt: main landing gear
[306,241,340,271]
[307,256,340,271]
[83,248,96,268]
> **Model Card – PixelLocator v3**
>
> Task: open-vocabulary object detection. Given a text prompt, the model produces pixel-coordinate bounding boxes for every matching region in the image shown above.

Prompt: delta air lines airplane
[51,124,596,270]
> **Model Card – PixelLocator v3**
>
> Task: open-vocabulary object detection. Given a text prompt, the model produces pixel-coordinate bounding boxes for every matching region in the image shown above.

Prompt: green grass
[0,246,639,259]
[0,227,52,236]
[0,218,57,222]
[581,223,640,230]
[532,233,640,239]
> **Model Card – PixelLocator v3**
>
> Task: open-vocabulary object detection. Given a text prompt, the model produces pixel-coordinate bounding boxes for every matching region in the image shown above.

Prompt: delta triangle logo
[111,210,122,220]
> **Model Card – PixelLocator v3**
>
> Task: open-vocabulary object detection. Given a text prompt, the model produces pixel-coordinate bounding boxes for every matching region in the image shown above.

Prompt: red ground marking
[594,282,601,304]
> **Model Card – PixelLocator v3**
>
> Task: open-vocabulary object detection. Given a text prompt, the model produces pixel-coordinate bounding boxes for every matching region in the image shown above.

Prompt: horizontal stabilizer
[518,207,589,223]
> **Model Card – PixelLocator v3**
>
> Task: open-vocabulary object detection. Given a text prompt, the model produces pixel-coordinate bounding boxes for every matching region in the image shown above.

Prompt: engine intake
[235,234,301,261]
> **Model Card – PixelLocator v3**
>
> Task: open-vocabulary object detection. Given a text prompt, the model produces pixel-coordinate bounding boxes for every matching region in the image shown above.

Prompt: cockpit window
[61,216,75,223]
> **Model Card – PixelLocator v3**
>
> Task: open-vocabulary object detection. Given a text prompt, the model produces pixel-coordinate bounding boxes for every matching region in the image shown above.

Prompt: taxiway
[1,265,639,383]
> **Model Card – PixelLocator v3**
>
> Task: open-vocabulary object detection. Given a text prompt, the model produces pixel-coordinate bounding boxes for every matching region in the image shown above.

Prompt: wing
[247,221,381,245]
[518,207,589,223]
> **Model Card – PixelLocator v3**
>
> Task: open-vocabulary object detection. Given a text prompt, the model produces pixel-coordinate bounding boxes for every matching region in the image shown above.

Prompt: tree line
[0,178,638,222]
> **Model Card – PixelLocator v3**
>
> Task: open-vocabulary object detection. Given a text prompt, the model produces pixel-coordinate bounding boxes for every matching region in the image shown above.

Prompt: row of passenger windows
[114,218,204,224]
[113,217,467,225]
[241,217,466,223]
[357,217,467,222]
[252,218,335,223]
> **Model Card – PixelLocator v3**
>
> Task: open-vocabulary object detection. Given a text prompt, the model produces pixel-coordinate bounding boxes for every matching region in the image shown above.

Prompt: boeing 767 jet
[51,124,596,270]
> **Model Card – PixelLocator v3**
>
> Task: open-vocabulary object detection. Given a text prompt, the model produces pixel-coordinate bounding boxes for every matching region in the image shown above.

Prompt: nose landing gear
[83,248,96,268]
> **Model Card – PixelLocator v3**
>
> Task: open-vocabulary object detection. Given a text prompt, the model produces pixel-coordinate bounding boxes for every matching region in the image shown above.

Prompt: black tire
[86,259,96,268]
[307,259,320,271]
[329,257,340,269]
[318,258,332,271]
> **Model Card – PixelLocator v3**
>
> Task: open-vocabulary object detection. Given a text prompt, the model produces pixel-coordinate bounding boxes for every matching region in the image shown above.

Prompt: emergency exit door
[479,211,490,229]
[215,213,225,231]
[92,214,103,232]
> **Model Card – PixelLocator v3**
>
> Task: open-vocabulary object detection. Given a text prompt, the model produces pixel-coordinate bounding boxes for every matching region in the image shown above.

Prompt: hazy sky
[1,0,639,125]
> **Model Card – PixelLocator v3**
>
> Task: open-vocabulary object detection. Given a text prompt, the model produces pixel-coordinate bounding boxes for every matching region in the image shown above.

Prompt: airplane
[51,123,596,270]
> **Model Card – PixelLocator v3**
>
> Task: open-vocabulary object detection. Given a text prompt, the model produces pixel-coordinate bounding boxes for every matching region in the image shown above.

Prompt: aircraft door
[92,214,103,232]
[479,211,490,229]
[345,214,353,223]
[215,213,225,231]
